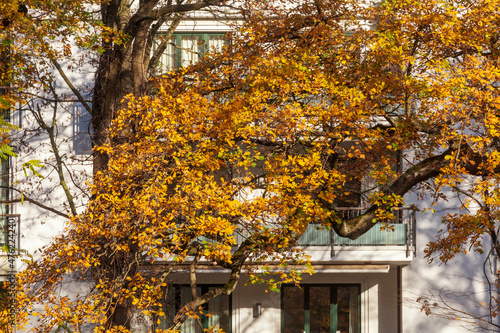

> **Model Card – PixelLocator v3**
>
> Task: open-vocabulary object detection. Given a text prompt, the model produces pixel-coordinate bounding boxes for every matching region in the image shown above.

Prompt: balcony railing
[299,207,416,257]
[205,207,416,258]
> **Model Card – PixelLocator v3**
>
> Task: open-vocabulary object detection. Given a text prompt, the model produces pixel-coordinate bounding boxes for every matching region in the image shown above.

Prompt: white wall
[402,194,494,332]
[172,269,401,333]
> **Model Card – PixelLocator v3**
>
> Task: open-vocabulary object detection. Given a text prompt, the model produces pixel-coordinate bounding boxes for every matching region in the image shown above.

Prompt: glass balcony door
[282,285,360,333]
[157,285,231,333]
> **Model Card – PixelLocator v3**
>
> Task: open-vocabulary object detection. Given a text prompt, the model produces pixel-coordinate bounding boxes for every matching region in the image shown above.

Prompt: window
[157,285,231,333]
[156,33,227,72]
[72,102,92,155]
[282,284,360,333]
[335,158,362,208]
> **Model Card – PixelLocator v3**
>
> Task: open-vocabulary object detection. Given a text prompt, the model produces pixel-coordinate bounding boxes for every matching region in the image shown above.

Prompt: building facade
[1,8,497,333]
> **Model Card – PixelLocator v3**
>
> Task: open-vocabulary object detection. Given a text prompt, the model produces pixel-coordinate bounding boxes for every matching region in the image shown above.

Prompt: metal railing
[297,207,416,257]
[219,208,416,258]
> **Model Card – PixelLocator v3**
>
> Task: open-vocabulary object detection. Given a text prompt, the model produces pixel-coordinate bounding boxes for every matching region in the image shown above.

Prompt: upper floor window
[72,102,92,155]
[335,158,362,208]
[155,33,227,72]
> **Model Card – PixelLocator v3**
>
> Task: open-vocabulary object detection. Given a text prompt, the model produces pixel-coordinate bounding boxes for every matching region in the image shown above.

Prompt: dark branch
[0,186,68,218]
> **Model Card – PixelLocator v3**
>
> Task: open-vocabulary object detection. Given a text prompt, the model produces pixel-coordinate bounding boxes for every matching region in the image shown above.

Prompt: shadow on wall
[236,282,281,333]
[402,191,496,333]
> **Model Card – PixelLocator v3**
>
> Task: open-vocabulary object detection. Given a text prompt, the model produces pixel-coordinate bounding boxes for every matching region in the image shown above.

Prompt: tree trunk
[91,2,147,327]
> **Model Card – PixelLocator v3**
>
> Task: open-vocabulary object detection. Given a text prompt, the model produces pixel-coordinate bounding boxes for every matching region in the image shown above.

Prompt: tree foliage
[3,0,500,332]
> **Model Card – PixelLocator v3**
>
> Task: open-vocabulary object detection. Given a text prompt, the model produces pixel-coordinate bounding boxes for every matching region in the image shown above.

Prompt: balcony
[193,207,416,266]
[299,207,416,258]
[230,208,415,258]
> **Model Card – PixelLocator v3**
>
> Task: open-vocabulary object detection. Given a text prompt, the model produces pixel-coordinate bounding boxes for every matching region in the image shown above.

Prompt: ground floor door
[281,284,360,333]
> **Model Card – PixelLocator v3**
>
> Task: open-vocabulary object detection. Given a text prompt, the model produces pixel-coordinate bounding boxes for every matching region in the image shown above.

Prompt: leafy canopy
[11,0,500,332]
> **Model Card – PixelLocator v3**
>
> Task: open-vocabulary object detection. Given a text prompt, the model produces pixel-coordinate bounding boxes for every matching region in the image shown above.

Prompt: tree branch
[332,148,452,238]
[0,187,68,218]
[50,57,92,115]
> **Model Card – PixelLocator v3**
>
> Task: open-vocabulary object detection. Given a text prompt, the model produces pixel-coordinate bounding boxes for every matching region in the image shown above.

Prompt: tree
[3,0,500,332]
[0,0,248,331]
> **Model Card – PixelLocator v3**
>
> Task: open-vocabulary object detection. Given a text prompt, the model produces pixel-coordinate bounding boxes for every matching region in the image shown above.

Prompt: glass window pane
[337,286,359,333]
[309,286,330,333]
[208,35,226,52]
[282,285,360,333]
[158,285,231,332]
[157,36,176,72]
[157,288,176,330]
[72,103,92,155]
[208,287,230,332]
[283,286,304,333]
[335,159,361,208]
[181,287,203,333]
[181,35,202,67]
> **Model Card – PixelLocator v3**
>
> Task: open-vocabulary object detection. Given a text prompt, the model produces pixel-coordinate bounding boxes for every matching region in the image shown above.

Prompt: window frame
[72,101,93,155]
[156,284,232,333]
[281,284,361,333]
[155,32,227,71]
